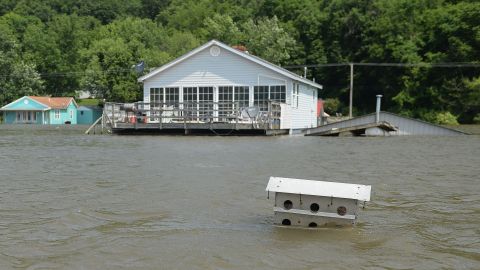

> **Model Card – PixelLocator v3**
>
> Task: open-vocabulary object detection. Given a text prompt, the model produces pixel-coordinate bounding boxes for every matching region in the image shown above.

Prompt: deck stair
[85,114,111,135]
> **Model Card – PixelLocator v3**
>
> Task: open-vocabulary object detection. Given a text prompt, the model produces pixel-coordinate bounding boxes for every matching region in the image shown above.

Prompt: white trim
[0,96,51,111]
[138,40,323,89]
[266,177,371,201]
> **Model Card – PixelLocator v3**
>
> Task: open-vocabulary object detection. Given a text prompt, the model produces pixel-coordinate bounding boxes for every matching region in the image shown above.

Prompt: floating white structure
[266,177,371,228]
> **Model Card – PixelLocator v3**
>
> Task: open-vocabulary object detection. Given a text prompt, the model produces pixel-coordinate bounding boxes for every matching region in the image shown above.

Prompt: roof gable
[29,96,77,109]
[138,40,323,89]
[1,96,50,111]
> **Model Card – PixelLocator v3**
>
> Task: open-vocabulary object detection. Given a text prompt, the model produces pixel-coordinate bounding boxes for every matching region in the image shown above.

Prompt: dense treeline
[0,0,479,123]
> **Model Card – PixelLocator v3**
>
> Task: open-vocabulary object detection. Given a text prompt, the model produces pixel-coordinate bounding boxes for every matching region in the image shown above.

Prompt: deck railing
[103,101,283,130]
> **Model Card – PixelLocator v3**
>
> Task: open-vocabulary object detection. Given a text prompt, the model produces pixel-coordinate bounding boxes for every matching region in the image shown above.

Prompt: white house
[137,40,322,133]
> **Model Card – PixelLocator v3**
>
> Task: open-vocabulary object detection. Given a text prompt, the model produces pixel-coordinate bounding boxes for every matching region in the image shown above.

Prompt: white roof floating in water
[266,177,371,201]
[266,177,372,228]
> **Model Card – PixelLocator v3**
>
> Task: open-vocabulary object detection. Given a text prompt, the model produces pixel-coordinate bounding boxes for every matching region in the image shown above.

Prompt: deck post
[112,104,116,128]
[268,101,272,130]
[183,104,187,130]
[159,106,163,129]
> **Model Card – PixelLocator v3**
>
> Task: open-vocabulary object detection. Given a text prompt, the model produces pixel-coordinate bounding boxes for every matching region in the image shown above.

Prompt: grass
[77,98,101,106]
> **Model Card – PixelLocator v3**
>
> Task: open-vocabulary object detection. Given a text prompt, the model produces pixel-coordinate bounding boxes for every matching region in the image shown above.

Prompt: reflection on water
[0,125,479,269]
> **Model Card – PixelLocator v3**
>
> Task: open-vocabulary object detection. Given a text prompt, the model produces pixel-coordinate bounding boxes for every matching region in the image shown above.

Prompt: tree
[201,13,242,45]
[0,22,44,105]
[241,16,297,65]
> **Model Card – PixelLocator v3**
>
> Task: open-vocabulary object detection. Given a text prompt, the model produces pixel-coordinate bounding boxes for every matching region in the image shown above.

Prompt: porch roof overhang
[0,108,51,111]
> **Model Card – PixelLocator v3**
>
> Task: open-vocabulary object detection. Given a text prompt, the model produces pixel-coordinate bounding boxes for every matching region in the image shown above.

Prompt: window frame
[254,85,286,111]
[292,83,299,109]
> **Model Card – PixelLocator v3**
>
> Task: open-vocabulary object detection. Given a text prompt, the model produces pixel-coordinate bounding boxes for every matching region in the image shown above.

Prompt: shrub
[323,98,340,114]
[422,111,459,125]
[473,113,480,124]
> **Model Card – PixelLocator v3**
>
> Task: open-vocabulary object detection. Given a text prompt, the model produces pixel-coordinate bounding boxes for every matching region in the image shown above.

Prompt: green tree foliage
[0,0,479,122]
[0,22,44,105]
[241,16,297,65]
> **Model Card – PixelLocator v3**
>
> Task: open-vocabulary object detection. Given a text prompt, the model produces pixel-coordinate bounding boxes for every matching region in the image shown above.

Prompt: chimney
[376,95,382,123]
[232,45,248,54]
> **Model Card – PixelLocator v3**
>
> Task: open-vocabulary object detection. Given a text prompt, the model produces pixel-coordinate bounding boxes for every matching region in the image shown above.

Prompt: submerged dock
[305,121,397,136]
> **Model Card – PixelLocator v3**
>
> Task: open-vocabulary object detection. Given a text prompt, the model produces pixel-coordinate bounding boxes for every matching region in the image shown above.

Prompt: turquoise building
[77,106,103,125]
[1,96,78,124]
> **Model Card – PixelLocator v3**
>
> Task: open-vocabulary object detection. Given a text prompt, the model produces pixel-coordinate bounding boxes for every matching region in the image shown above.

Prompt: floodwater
[0,125,479,270]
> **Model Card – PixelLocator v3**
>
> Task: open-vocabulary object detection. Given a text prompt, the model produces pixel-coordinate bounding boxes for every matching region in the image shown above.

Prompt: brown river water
[0,125,479,269]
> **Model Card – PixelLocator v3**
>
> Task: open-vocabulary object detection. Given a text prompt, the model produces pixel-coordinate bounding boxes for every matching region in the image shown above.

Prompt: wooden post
[112,104,116,128]
[159,106,163,129]
[184,104,187,130]
[268,101,272,130]
[349,63,353,119]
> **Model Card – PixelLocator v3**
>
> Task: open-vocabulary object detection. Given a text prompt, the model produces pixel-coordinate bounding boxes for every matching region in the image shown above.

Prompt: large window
[150,87,179,121]
[150,88,163,107]
[183,87,198,119]
[198,87,214,119]
[254,85,286,111]
[54,110,60,119]
[218,86,233,117]
[165,87,179,107]
[234,86,250,108]
[217,86,250,118]
[181,86,214,120]
[254,86,269,111]
[150,87,163,121]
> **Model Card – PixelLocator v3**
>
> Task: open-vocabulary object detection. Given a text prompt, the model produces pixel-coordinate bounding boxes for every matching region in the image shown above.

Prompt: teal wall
[2,97,77,124]
[48,102,77,124]
[77,106,102,124]
[4,111,44,124]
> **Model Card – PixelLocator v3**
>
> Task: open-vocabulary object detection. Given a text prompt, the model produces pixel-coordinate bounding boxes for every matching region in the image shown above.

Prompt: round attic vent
[24,99,29,104]
[210,46,220,56]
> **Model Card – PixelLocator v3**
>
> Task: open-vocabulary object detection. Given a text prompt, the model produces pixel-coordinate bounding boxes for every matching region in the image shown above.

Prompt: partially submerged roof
[305,111,467,136]
[266,177,371,201]
[138,40,323,89]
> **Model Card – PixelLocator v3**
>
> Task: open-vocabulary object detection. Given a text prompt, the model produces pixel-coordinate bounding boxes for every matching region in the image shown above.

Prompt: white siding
[142,44,321,130]
[290,83,317,129]
[143,46,291,88]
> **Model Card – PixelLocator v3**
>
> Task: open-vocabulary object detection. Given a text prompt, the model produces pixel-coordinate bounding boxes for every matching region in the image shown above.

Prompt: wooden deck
[100,101,287,136]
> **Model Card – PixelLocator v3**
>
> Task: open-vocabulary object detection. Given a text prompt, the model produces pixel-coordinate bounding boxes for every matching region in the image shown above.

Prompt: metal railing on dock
[102,101,283,131]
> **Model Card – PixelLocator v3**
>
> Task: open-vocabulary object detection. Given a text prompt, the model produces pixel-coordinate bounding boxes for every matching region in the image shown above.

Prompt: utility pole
[349,63,353,118]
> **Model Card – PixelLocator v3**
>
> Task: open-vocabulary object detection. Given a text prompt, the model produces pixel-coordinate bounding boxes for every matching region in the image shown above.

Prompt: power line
[0,62,479,79]
[283,62,480,68]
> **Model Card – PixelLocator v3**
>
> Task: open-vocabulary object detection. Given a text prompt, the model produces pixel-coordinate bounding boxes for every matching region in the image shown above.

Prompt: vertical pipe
[304,66,307,78]
[376,95,382,123]
[349,63,353,118]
